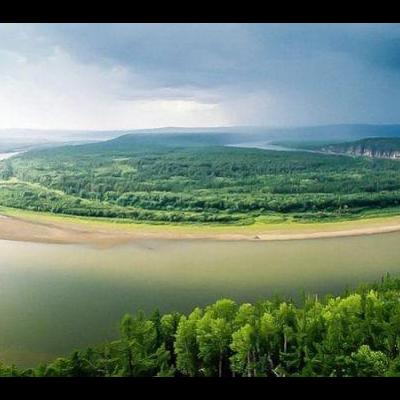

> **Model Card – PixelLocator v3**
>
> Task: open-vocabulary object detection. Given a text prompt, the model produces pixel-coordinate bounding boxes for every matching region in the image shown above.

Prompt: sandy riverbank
[1,209,400,246]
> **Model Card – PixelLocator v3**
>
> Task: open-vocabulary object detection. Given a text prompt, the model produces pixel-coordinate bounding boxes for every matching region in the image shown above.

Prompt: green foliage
[174,308,202,377]
[2,136,400,223]
[345,345,388,377]
[3,275,400,377]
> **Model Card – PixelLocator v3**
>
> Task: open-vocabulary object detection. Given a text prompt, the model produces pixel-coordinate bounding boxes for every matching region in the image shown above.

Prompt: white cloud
[109,98,231,129]
[0,44,231,130]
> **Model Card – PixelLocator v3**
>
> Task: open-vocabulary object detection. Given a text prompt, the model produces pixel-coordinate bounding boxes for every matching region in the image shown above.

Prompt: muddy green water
[0,233,399,367]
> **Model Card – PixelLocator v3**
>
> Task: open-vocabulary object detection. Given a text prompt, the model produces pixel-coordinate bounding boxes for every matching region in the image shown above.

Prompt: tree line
[2,274,400,377]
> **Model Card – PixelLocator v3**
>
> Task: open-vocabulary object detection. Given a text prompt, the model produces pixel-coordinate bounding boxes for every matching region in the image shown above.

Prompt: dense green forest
[2,274,400,377]
[2,133,400,224]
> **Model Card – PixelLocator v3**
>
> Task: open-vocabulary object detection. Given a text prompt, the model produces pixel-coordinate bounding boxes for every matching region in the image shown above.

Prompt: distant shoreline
[1,208,400,246]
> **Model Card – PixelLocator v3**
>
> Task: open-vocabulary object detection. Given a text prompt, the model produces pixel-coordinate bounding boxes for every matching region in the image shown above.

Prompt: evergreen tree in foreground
[3,274,400,377]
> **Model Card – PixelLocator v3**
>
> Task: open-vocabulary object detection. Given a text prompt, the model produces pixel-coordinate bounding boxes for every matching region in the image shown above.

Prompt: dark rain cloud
[1,23,400,127]
[30,23,400,85]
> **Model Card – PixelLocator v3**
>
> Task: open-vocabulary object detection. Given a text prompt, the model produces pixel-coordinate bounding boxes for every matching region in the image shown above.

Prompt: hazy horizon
[3,122,400,132]
[1,23,400,132]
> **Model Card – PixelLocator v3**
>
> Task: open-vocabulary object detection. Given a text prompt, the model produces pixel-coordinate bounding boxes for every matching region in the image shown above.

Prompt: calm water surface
[0,233,399,367]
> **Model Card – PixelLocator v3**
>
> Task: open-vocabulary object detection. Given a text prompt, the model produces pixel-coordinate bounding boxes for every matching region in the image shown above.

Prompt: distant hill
[96,124,400,148]
[2,124,400,153]
[320,137,400,160]
[107,124,400,144]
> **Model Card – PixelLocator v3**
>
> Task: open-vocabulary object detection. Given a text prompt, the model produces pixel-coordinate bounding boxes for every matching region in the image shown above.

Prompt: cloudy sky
[1,23,400,130]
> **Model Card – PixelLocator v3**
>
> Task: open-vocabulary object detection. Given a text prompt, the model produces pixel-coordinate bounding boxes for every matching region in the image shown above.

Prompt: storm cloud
[1,23,400,130]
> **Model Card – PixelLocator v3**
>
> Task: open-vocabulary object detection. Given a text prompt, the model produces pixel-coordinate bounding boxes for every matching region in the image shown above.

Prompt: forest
[1,133,400,224]
[1,274,400,377]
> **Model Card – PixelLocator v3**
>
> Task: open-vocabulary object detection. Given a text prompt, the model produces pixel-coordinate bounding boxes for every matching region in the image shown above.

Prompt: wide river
[1,233,400,367]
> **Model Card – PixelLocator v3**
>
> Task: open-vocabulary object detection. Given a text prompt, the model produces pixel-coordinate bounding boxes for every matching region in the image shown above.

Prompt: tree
[206,298,238,321]
[259,312,281,376]
[230,324,258,377]
[174,307,203,377]
[234,303,257,329]
[160,312,181,361]
[196,312,233,377]
[116,312,159,376]
[345,345,388,377]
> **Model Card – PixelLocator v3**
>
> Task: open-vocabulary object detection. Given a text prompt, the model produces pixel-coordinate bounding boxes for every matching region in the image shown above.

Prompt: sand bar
[1,209,400,246]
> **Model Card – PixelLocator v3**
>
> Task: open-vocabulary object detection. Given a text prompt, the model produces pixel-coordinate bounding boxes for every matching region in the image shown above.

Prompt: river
[0,152,23,161]
[0,232,399,367]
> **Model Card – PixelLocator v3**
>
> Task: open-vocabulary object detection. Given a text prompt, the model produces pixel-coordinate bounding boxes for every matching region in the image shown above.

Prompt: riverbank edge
[1,206,400,245]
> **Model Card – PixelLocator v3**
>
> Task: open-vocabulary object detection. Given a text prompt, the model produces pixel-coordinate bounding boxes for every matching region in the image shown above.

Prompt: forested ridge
[1,134,400,224]
[2,274,400,377]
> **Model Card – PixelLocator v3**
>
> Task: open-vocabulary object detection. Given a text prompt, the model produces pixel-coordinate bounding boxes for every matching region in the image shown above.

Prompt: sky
[1,23,400,130]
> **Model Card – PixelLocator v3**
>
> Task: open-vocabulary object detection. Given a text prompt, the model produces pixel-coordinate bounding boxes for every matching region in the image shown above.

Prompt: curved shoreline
[1,209,400,246]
